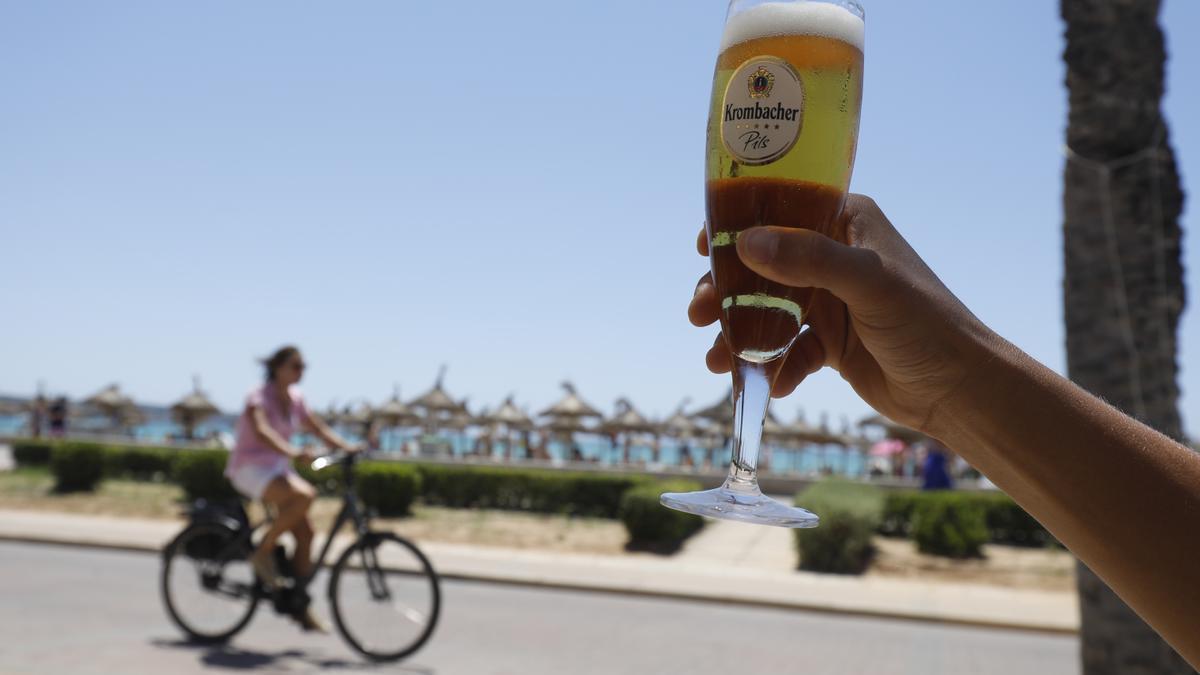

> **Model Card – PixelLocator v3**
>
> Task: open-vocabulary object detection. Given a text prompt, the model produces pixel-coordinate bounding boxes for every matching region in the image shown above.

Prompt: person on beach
[919,440,953,491]
[47,397,68,438]
[225,345,357,632]
[687,195,1200,668]
[29,394,46,439]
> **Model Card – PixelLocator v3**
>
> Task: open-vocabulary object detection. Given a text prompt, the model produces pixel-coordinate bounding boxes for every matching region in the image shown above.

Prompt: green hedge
[415,465,652,518]
[794,481,883,574]
[49,443,106,493]
[879,492,920,538]
[978,493,1054,547]
[103,445,177,481]
[356,463,421,517]
[172,450,239,501]
[912,492,989,558]
[12,440,54,467]
[619,481,704,550]
[882,490,1051,547]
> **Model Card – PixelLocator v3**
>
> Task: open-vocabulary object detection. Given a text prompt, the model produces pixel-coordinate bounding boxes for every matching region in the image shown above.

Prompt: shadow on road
[150,639,434,673]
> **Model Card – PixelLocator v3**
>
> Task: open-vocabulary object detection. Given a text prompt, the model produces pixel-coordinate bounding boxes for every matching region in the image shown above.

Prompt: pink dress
[226,383,311,478]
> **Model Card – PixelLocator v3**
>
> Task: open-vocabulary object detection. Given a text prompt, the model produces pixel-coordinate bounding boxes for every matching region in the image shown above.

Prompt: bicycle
[159,452,441,662]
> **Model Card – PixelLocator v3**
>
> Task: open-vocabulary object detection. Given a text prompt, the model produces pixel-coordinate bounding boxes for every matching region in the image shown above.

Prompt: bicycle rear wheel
[329,532,441,661]
[161,522,259,643]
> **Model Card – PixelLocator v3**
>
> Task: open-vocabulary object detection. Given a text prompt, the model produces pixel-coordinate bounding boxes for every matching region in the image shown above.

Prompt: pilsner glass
[661,0,865,527]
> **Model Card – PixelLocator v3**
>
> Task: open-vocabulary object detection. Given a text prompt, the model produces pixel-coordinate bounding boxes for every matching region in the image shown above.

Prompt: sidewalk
[0,508,1078,634]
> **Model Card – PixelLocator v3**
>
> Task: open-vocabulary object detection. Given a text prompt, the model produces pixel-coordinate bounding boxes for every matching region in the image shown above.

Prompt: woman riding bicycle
[224,344,357,632]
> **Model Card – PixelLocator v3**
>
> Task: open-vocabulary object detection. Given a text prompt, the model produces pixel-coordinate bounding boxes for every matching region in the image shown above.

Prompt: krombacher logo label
[724,101,802,122]
[720,57,805,165]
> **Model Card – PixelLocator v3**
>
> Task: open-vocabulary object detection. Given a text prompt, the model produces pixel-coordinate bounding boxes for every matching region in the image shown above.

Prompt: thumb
[736,226,884,305]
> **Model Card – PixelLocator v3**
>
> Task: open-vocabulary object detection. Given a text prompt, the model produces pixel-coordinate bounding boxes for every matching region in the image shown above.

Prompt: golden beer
[706,2,865,364]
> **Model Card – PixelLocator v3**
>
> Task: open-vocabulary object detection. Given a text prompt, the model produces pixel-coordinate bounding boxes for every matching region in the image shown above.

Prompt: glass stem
[725,359,770,494]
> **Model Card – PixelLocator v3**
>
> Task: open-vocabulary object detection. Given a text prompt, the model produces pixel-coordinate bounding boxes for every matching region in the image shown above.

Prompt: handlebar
[310,450,362,472]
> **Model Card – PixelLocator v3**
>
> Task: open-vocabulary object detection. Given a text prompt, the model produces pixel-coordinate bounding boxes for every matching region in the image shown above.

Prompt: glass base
[660,481,819,528]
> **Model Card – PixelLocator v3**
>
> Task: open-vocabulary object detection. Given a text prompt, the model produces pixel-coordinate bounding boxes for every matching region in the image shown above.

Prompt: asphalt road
[0,541,1078,674]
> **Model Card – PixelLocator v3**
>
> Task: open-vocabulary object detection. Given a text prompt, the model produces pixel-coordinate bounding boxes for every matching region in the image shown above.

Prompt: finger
[771,329,826,398]
[689,272,721,327]
[697,227,710,257]
[706,334,732,374]
[736,226,884,307]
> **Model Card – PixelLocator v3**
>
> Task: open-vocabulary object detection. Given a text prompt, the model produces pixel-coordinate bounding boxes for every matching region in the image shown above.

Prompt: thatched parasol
[761,410,789,440]
[483,396,535,460]
[443,399,476,431]
[486,395,534,431]
[538,381,603,420]
[374,386,421,428]
[659,399,697,438]
[340,402,376,428]
[170,377,221,440]
[691,389,735,428]
[410,366,468,440]
[600,398,657,435]
[859,413,926,443]
[84,384,138,432]
[770,411,841,445]
[410,366,462,414]
[538,382,603,461]
[85,384,133,414]
[601,398,658,464]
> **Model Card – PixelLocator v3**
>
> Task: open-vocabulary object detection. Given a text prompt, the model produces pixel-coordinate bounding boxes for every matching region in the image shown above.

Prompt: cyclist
[225,344,357,632]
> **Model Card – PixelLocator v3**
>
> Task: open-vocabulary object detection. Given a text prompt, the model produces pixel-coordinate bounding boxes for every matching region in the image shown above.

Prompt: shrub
[12,440,54,467]
[794,480,884,574]
[911,492,989,558]
[619,481,704,550]
[415,465,652,518]
[879,491,920,538]
[103,445,178,481]
[880,490,1052,548]
[49,443,106,493]
[356,463,421,517]
[978,493,1054,547]
[172,450,239,501]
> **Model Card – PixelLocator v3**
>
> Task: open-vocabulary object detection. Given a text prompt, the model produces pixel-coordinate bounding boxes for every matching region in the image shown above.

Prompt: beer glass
[662,0,865,527]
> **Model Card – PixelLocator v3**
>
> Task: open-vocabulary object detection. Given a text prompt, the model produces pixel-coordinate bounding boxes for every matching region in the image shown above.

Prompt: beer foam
[721,2,865,53]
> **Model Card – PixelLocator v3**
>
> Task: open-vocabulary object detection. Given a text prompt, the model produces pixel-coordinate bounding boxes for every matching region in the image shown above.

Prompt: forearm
[255,426,297,458]
[309,416,352,451]
[928,338,1200,666]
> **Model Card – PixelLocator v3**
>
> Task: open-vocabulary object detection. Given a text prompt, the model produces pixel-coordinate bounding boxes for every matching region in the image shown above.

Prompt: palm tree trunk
[1062,0,1190,672]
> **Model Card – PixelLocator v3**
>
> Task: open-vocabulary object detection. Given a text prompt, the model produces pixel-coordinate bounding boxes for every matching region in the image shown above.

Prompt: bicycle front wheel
[161,522,259,644]
[329,532,441,662]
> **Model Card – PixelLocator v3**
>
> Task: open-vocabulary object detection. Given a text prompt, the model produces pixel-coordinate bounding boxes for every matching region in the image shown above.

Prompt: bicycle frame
[303,459,372,589]
[200,453,374,599]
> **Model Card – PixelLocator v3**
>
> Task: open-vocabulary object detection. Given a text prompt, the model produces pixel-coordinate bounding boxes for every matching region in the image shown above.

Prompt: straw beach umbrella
[660,399,697,439]
[371,386,420,453]
[489,396,535,431]
[485,395,535,460]
[600,398,657,464]
[410,366,464,432]
[691,389,736,466]
[84,384,138,433]
[858,414,926,443]
[374,386,421,428]
[660,399,700,467]
[170,377,220,440]
[538,382,602,461]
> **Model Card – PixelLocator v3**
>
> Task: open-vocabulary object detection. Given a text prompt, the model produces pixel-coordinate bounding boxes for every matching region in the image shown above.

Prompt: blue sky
[2,1,1197,438]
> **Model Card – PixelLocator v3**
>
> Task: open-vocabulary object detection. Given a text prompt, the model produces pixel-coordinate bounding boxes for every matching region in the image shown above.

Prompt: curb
[0,533,1077,636]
